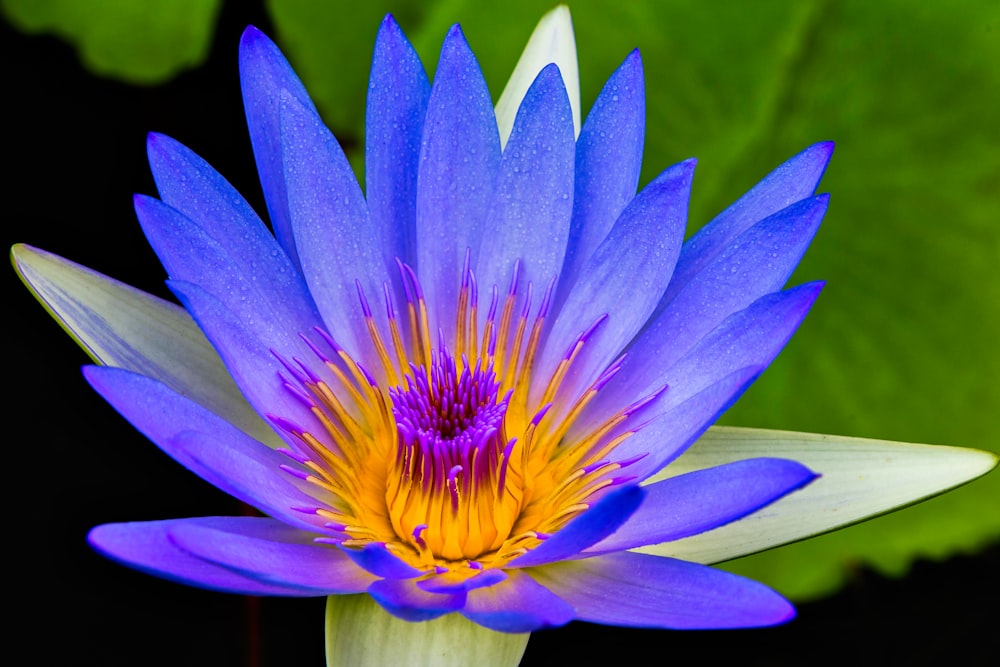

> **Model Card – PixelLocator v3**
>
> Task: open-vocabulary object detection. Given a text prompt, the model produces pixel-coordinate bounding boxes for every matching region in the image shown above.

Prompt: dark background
[5,2,997,665]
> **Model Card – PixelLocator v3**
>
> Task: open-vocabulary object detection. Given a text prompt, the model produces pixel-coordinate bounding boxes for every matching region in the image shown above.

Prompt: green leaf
[325,595,528,667]
[678,0,1000,599]
[1,0,222,83]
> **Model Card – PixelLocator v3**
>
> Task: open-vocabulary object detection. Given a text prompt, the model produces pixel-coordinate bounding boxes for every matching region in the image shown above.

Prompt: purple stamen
[616,452,649,469]
[299,332,333,364]
[268,414,305,436]
[355,279,373,318]
[536,276,556,319]
[273,349,310,384]
[383,282,396,320]
[311,327,343,355]
[277,447,310,464]
[506,260,521,297]
[461,248,472,289]
[279,377,317,408]
[390,349,512,514]
[412,524,428,548]
[279,464,312,481]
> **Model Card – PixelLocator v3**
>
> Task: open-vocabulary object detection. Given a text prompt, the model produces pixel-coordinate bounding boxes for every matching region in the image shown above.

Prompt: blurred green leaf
[269,0,998,599]
[1,0,221,83]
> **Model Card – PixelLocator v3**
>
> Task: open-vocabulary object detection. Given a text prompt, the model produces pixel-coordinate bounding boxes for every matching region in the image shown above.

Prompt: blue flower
[38,11,836,635]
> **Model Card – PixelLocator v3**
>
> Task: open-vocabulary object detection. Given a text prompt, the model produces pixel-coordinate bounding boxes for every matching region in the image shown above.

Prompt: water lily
[12,6,996,666]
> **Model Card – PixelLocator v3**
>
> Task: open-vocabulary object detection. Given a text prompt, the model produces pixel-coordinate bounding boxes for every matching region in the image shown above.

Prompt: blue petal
[609,365,765,484]
[365,15,430,271]
[577,281,824,456]
[659,141,833,314]
[145,133,318,332]
[657,282,824,411]
[89,519,333,596]
[133,195,322,350]
[508,485,644,568]
[339,543,425,579]
[586,458,818,555]
[417,568,507,594]
[83,366,327,533]
[536,160,694,406]
[368,578,466,622]
[461,570,575,633]
[167,517,374,593]
[415,25,501,339]
[532,551,795,629]
[615,195,828,400]
[168,280,329,439]
[279,91,388,366]
[239,26,318,267]
[475,63,575,307]
[558,50,644,303]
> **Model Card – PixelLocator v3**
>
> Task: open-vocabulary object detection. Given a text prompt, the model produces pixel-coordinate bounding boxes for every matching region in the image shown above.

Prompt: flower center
[386,352,522,560]
[272,260,653,574]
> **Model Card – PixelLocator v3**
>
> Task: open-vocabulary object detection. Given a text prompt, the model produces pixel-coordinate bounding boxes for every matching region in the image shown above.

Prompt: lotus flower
[12,6,996,665]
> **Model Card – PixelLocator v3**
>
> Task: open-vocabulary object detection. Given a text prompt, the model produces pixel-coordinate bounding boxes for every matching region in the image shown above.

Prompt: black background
[5,2,997,665]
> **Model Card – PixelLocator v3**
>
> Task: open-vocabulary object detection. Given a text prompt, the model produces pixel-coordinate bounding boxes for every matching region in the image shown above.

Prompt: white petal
[325,594,529,667]
[495,5,580,148]
[636,426,998,564]
[12,244,278,447]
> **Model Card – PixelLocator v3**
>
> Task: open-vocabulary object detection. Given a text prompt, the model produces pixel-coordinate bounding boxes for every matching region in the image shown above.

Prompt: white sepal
[495,5,580,148]
[11,244,277,446]
[637,426,998,564]
[325,595,529,667]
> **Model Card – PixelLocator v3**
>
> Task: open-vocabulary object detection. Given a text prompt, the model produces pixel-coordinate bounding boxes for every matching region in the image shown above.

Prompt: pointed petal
[658,282,824,410]
[533,551,794,629]
[587,458,816,555]
[415,25,501,337]
[325,594,529,666]
[417,569,507,595]
[133,195,322,350]
[660,141,834,312]
[367,578,466,622]
[83,365,324,532]
[476,63,575,302]
[509,485,644,568]
[279,91,387,363]
[616,195,828,397]
[461,570,575,632]
[339,543,424,579]
[639,427,999,564]
[89,519,330,596]
[558,50,644,301]
[612,365,765,483]
[239,25,317,266]
[580,282,823,437]
[11,244,275,446]
[365,15,431,270]
[145,132,320,327]
[495,5,579,147]
[166,517,374,593]
[537,160,694,404]
[168,280,327,438]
